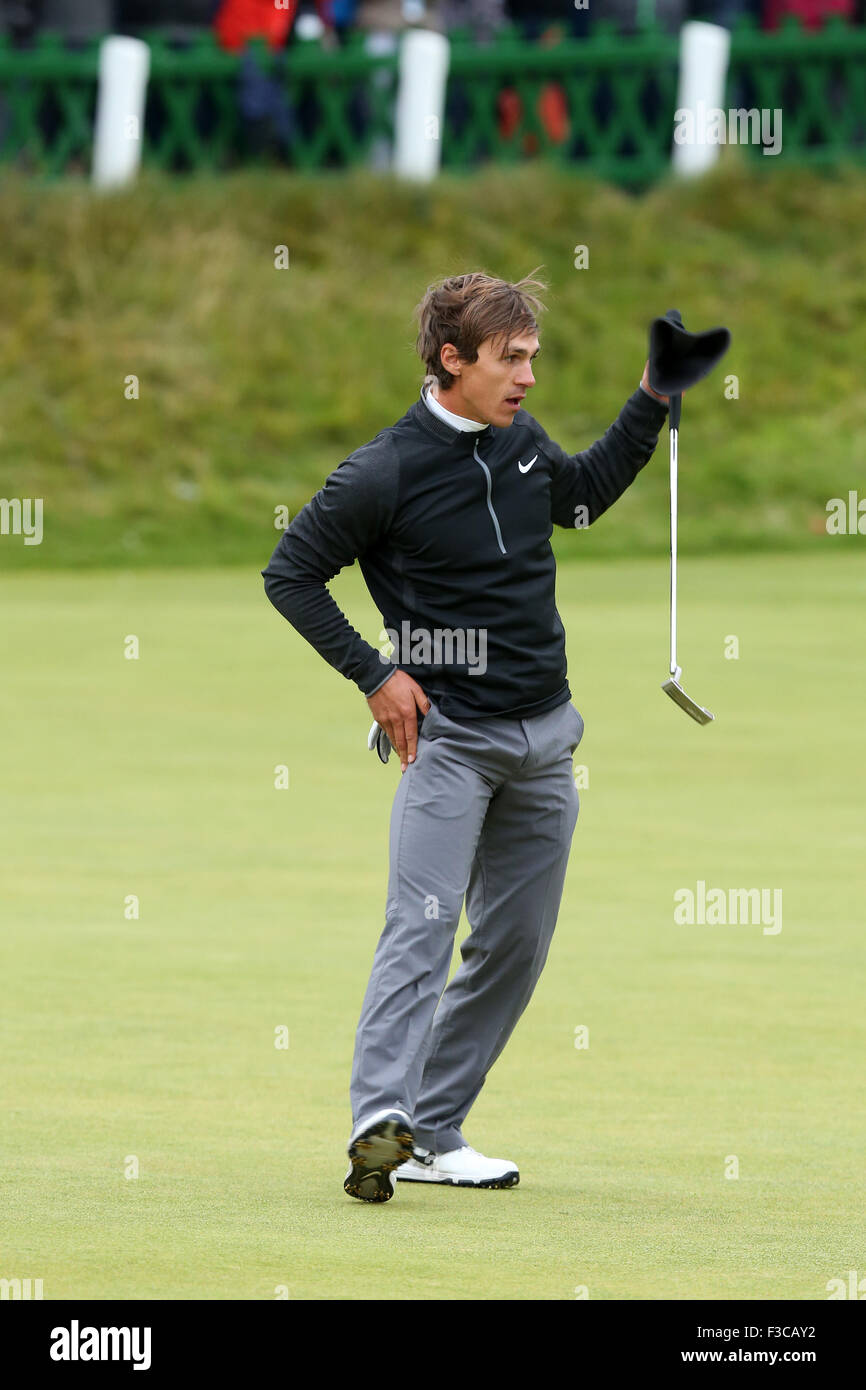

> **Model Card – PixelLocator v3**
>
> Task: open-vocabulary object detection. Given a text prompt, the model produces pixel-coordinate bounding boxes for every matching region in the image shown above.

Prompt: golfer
[262,271,670,1202]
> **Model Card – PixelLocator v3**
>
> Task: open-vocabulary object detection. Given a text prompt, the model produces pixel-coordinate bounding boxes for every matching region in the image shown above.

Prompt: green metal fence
[0,16,863,183]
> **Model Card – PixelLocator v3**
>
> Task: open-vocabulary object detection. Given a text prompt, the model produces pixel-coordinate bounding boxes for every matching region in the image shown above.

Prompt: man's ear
[439,342,462,377]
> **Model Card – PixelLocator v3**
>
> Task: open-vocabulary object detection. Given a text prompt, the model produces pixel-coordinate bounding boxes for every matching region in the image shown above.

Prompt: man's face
[438,329,539,427]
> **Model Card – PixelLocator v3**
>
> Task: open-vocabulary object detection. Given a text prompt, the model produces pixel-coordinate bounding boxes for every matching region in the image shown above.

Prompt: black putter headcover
[648,308,731,397]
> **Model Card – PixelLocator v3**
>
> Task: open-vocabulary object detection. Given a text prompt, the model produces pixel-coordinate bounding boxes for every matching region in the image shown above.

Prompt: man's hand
[367,670,430,774]
[640,359,669,404]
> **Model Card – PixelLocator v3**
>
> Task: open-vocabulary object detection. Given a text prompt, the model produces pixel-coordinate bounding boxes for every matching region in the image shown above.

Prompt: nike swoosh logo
[518,455,538,474]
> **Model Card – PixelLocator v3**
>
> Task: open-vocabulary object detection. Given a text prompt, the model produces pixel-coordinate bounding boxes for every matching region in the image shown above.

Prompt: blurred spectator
[608,0,768,30]
[118,0,220,33]
[762,0,854,25]
[496,18,572,152]
[353,0,423,31]
[212,0,302,162]
[686,0,762,25]
[0,0,42,40]
[590,0,682,32]
[213,0,295,48]
[502,0,591,40]
[331,0,361,37]
[1,0,113,39]
[427,0,506,42]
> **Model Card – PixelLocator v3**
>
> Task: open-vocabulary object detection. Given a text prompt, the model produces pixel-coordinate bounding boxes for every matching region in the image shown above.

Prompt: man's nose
[515,364,535,388]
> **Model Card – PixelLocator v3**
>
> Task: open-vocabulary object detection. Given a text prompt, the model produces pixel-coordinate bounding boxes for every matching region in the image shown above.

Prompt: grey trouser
[350,696,584,1154]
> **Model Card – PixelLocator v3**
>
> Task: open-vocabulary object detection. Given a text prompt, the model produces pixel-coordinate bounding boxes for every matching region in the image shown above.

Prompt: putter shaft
[664,400,714,724]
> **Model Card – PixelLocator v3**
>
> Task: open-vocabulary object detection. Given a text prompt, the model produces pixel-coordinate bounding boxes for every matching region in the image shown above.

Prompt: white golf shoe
[395,1143,519,1189]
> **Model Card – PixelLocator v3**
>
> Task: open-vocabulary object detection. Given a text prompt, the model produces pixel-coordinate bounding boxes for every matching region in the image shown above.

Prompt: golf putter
[649,306,729,723]
[662,392,714,724]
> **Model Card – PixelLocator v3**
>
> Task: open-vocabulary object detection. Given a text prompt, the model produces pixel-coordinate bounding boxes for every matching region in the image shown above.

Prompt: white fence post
[672,21,732,177]
[92,36,151,190]
[393,29,450,182]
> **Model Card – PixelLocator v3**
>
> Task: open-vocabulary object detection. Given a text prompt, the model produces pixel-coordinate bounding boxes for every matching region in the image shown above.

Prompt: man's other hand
[367,671,430,773]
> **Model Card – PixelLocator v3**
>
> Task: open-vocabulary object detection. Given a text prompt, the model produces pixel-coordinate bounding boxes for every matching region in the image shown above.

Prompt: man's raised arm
[544,368,669,529]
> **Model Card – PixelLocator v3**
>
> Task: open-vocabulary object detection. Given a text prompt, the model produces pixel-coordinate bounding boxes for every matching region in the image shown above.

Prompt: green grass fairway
[2,551,864,1300]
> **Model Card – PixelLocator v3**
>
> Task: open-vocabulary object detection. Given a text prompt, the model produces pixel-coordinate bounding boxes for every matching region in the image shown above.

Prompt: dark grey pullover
[262,384,668,720]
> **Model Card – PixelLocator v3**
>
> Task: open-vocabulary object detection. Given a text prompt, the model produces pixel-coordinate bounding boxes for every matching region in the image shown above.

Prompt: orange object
[538,82,569,145]
[497,82,569,152]
[498,86,522,142]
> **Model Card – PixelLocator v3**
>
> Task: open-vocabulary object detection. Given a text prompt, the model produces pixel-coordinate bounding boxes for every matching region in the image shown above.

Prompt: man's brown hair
[414,269,549,392]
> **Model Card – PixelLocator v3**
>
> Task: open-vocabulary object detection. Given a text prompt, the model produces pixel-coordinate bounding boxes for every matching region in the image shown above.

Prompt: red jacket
[763,0,854,28]
[214,0,297,50]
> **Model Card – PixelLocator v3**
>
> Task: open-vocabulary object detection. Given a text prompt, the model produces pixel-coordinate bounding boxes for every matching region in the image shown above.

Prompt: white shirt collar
[421,383,488,433]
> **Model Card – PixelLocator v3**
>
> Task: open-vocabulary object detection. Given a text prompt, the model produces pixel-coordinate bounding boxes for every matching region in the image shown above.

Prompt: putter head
[662,669,714,725]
